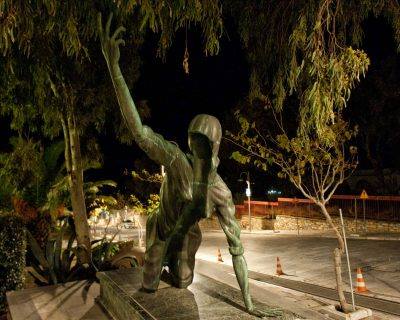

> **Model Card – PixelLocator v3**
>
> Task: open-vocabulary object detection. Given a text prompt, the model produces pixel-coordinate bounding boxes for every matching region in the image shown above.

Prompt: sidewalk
[198,231,400,304]
[7,280,111,320]
[7,270,323,320]
[195,259,399,320]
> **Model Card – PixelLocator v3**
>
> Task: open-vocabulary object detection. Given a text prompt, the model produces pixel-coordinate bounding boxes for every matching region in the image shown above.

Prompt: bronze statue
[98,13,281,318]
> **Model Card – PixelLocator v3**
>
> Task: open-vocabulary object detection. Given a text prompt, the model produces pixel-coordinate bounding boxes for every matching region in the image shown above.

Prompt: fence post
[363,199,366,233]
[354,198,358,234]
[294,197,299,235]
[377,198,380,220]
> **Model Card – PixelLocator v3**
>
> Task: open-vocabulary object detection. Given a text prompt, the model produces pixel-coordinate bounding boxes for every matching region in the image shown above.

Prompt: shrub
[0,214,26,314]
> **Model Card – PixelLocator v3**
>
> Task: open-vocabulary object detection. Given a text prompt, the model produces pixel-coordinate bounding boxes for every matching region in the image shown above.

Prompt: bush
[0,214,26,314]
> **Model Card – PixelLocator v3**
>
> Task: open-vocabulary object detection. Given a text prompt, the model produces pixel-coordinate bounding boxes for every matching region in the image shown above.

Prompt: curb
[201,229,400,241]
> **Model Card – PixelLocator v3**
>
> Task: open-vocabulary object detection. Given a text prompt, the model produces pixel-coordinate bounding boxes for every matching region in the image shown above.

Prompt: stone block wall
[274,215,400,233]
[199,214,400,233]
[199,215,274,231]
[240,215,275,230]
[198,217,222,230]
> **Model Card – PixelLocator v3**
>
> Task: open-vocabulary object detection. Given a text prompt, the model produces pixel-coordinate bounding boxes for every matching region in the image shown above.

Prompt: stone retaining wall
[199,215,275,231]
[240,216,276,230]
[198,217,222,230]
[199,214,400,233]
[274,215,400,233]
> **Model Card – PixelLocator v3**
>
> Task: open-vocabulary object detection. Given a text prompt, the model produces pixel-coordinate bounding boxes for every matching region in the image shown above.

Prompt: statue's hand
[97,12,126,69]
[247,306,283,318]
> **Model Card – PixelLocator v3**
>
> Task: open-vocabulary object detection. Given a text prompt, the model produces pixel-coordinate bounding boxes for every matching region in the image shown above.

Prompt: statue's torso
[156,152,230,238]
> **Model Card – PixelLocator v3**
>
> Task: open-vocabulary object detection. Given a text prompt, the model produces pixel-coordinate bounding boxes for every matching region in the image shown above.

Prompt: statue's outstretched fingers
[249,307,283,318]
[105,12,113,39]
[261,307,284,318]
[111,26,126,42]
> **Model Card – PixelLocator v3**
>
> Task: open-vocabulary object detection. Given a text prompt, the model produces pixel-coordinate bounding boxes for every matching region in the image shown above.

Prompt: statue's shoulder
[140,125,189,168]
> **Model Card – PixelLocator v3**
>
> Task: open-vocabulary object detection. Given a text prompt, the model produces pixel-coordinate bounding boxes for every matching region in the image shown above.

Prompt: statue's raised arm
[98,13,143,139]
[98,13,181,167]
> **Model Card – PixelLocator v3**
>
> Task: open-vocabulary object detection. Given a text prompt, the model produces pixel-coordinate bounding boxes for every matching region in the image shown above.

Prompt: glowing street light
[239,172,252,232]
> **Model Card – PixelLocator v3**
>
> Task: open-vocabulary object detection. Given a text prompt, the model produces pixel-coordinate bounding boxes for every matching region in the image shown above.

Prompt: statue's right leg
[142,213,165,292]
[168,222,202,288]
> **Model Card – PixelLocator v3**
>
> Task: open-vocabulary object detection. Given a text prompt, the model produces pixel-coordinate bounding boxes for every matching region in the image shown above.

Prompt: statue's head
[188,114,222,161]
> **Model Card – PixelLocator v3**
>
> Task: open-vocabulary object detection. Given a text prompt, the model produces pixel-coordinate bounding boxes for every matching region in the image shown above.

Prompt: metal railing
[235,195,400,222]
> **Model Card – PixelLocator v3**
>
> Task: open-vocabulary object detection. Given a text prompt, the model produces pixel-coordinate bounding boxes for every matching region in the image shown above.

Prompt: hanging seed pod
[183,47,189,75]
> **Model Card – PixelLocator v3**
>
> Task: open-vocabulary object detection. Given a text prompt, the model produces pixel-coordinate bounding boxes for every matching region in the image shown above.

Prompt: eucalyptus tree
[229,112,359,312]
[225,0,399,313]
[0,0,223,265]
[225,0,399,135]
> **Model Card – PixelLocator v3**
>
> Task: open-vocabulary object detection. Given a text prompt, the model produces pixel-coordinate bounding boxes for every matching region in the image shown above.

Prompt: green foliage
[0,214,26,313]
[46,176,118,216]
[230,151,251,165]
[129,194,160,216]
[0,0,222,59]
[86,180,118,213]
[26,220,77,285]
[0,138,67,213]
[84,179,117,207]
[26,217,124,283]
[131,169,163,184]
[137,0,223,58]
[91,237,144,271]
[25,212,141,283]
[0,1,222,231]
[0,182,13,210]
[226,0,400,135]
[229,112,358,203]
[91,237,119,271]
[0,137,43,204]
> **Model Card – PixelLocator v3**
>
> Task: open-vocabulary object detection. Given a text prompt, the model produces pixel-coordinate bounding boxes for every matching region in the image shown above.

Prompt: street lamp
[239,172,252,232]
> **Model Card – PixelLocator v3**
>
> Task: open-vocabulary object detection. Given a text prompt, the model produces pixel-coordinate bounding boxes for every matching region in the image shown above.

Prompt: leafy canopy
[226,0,399,135]
[229,112,358,203]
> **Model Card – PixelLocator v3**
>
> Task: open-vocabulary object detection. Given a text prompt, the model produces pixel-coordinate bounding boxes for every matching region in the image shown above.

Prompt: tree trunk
[62,114,91,266]
[318,203,352,313]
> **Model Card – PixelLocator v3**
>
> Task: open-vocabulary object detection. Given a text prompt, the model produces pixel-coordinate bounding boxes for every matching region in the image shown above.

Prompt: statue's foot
[174,278,191,289]
[170,273,193,289]
[139,286,156,293]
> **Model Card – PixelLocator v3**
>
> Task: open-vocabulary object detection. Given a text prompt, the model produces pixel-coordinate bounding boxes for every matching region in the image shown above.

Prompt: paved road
[196,231,400,303]
[92,226,400,302]
[91,225,144,243]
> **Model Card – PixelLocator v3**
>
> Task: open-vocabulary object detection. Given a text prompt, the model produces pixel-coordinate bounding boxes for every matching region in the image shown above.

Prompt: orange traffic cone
[355,267,368,293]
[276,257,286,276]
[217,248,223,262]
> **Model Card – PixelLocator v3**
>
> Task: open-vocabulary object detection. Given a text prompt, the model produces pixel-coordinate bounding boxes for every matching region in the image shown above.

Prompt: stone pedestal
[97,268,280,320]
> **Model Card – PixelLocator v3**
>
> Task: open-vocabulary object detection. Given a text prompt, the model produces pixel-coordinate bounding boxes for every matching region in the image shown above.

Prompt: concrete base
[318,305,373,320]
[6,280,111,320]
[96,268,299,320]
